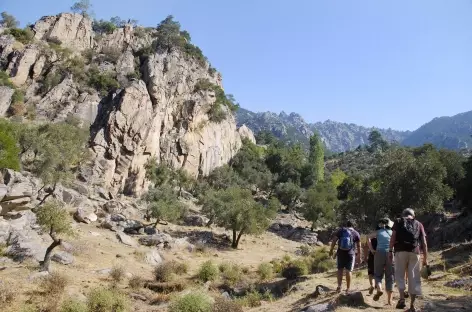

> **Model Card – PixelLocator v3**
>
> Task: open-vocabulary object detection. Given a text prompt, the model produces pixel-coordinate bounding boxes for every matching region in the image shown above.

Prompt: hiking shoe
[336,286,341,293]
[404,291,410,298]
[373,291,383,301]
[368,286,374,295]
[396,300,406,309]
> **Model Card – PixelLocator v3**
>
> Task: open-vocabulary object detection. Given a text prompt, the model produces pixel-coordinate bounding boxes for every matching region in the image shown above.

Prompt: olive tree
[301,181,338,231]
[201,187,277,249]
[143,185,187,226]
[36,200,74,271]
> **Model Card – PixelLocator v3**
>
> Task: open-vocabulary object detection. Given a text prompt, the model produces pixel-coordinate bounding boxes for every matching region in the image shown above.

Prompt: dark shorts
[337,251,355,271]
[367,254,375,275]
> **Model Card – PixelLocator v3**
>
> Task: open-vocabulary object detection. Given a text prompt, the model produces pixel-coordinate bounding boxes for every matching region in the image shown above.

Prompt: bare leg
[346,271,352,291]
[410,294,417,310]
[337,269,343,291]
[387,291,393,305]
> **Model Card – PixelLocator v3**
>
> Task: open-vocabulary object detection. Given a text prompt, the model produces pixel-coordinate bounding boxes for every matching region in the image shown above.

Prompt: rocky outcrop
[33,13,93,51]
[89,50,250,196]
[7,45,40,86]
[0,86,13,116]
[0,170,39,216]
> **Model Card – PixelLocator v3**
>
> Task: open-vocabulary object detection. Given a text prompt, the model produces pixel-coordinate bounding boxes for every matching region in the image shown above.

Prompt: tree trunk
[37,183,57,207]
[40,232,61,272]
[235,230,244,249]
[231,229,237,249]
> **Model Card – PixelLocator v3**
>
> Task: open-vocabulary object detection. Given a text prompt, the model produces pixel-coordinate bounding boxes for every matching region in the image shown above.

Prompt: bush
[212,297,243,312]
[219,262,242,286]
[154,260,188,282]
[101,47,121,64]
[93,20,117,35]
[134,27,147,38]
[48,42,72,60]
[194,78,214,93]
[87,288,129,312]
[197,260,219,282]
[128,275,145,290]
[87,68,120,96]
[0,71,14,88]
[40,272,69,296]
[208,103,226,123]
[168,292,212,312]
[257,262,274,281]
[306,248,335,273]
[235,289,264,308]
[0,123,20,170]
[281,259,309,280]
[109,265,125,283]
[39,71,63,94]
[5,27,34,44]
[60,299,87,312]
[208,66,217,77]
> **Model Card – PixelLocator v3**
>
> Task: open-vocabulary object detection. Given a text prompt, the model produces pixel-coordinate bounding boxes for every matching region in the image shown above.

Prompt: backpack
[395,218,420,252]
[338,228,354,251]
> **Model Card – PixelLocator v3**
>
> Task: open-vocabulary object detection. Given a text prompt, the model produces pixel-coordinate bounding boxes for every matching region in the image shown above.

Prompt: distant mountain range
[236,108,472,152]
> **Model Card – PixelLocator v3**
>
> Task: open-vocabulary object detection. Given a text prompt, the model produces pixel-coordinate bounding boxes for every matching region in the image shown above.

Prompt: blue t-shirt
[376,228,392,252]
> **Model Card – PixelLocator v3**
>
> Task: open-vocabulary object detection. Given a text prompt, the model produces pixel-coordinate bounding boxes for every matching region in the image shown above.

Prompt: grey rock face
[51,251,74,265]
[0,86,14,116]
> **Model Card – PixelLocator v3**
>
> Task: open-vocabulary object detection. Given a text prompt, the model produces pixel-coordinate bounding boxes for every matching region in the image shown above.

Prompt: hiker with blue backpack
[329,220,361,293]
[367,218,395,306]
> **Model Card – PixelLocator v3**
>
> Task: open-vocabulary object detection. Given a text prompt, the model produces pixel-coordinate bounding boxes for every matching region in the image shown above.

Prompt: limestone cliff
[0,12,254,197]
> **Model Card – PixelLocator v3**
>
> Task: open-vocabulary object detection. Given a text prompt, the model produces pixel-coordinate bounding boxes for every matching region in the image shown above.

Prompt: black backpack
[395,217,420,252]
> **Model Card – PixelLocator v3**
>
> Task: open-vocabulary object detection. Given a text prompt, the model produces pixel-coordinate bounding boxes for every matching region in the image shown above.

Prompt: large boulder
[52,251,74,265]
[138,233,173,247]
[116,231,138,247]
[144,249,163,265]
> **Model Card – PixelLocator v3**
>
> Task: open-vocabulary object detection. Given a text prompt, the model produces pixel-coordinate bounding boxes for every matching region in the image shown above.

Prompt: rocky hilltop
[0,13,254,197]
[237,108,408,152]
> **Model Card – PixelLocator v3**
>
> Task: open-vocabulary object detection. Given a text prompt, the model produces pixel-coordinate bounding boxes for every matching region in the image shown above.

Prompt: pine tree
[308,133,324,183]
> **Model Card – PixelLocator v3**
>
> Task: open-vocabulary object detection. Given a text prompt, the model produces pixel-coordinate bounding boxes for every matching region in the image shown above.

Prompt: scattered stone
[96,268,112,275]
[61,241,74,253]
[143,226,157,235]
[28,271,49,281]
[138,234,173,247]
[130,293,147,301]
[184,214,209,227]
[221,292,231,300]
[51,251,74,265]
[445,277,472,291]
[144,249,163,265]
[89,231,101,237]
[337,291,365,307]
[74,208,97,224]
[304,303,333,312]
[116,231,138,247]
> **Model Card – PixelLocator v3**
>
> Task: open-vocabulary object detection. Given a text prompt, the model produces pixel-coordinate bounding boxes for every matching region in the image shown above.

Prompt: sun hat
[402,208,415,218]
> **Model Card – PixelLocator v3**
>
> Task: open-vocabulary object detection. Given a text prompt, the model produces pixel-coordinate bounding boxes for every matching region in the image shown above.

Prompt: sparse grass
[195,242,209,254]
[197,260,219,282]
[145,281,188,293]
[60,299,87,312]
[150,293,171,305]
[40,272,69,296]
[101,47,121,64]
[87,287,129,312]
[109,265,125,283]
[212,297,243,312]
[0,281,15,306]
[235,288,272,308]
[154,260,188,282]
[168,291,212,312]
[5,27,34,44]
[257,262,274,281]
[0,71,14,88]
[0,243,7,257]
[128,275,145,290]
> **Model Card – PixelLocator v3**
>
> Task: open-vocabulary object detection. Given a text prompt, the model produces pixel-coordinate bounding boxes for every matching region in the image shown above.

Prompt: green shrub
[208,103,226,123]
[62,57,86,81]
[257,262,274,281]
[307,248,335,273]
[194,78,213,93]
[49,42,72,60]
[197,260,219,282]
[219,262,242,286]
[134,27,147,38]
[212,297,243,312]
[168,292,212,312]
[87,288,129,312]
[39,71,63,94]
[87,68,120,96]
[11,89,24,104]
[281,259,309,279]
[0,71,14,88]
[5,27,34,44]
[60,299,87,312]
[208,66,217,77]
[0,125,21,170]
[93,20,117,35]
[235,289,264,308]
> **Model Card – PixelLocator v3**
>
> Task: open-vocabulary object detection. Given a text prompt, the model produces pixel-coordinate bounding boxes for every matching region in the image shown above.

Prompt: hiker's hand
[355,254,361,265]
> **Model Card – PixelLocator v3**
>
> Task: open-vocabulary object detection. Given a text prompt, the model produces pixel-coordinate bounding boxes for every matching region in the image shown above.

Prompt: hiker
[367,218,394,305]
[389,208,428,312]
[329,220,361,293]
[365,226,380,295]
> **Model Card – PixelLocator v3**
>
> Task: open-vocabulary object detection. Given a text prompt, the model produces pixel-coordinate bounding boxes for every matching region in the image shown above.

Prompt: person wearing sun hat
[389,208,428,312]
[367,217,395,305]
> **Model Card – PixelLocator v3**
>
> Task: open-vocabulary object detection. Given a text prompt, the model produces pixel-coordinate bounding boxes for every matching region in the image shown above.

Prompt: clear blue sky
[3,0,472,130]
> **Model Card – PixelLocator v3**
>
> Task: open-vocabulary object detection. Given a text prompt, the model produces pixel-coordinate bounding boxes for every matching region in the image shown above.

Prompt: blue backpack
[338,228,353,251]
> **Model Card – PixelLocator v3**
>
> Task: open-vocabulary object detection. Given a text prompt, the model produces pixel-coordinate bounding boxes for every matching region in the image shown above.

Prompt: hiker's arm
[420,225,428,264]
[389,230,396,251]
[329,236,337,256]
[367,237,374,254]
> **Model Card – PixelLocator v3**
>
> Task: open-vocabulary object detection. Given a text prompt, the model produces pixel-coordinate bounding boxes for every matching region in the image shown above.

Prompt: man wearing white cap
[389,208,428,312]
